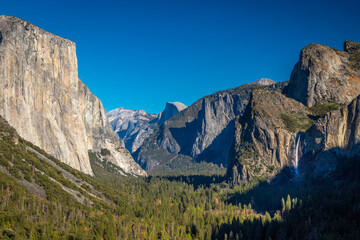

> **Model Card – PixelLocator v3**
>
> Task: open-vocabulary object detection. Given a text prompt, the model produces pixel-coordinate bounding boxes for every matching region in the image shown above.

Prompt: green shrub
[100,148,111,156]
[310,103,340,117]
[281,113,313,132]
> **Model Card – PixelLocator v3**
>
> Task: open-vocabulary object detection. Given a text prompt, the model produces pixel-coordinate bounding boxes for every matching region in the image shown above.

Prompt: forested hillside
[0,115,359,239]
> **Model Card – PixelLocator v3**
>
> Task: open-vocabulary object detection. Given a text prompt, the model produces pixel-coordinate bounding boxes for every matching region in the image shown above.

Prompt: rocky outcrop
[285,41,360,107]
[108,108,158,153]
[134,79,276,171]
[227,89,312,183]
[227,41,360,184]
[0,16,145,176]
[303,94,360,177]
[157,102,187,126]
[108,102,186,154]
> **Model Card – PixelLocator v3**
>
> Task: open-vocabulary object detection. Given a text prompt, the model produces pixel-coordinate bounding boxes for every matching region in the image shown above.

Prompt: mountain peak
[157,102,187,126]
[0,15,74,45]
[108,101,186,153]
[251,78,276,86]
[286,41,360,107]
[165,102,187,113]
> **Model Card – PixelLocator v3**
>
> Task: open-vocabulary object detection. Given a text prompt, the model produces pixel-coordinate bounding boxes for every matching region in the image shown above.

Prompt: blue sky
[2,0,360,113]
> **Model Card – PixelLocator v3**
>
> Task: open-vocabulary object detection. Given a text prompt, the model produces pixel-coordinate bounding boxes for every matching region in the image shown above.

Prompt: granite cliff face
[227,89,312,183]
[285,41,360,179]
[228,41,360,183]
[134,78,276,172]
[108,108,158,153]
[157,102,187,126]
[286,41,360,107]
[108,102,186,153]
[0,16,145,176]
[302,94,360,177]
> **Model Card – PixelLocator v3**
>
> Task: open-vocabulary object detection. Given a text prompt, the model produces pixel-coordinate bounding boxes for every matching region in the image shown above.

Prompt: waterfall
[294,135,301,174]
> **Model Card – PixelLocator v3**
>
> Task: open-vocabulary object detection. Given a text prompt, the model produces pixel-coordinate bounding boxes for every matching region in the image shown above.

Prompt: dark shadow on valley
[168,116,200,156]
[148,174,227,189]
[193,119,235,166]
[212,150,360,240]
[224,146,357,214]
[147,143,360,239]
[169,98,236,166]
[225,166,306,214]
[169,113,236,167]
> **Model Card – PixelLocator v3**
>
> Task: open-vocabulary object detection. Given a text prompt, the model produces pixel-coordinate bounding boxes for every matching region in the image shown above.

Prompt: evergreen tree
[285,194,292,212]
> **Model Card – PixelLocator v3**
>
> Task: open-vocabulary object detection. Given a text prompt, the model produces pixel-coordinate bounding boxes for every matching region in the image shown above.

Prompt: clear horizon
[2,0,360,113]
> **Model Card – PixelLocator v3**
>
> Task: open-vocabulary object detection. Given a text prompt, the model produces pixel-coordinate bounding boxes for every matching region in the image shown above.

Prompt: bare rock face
[108,102,186,154]
[286,41,360,107]
[227,89,312,183]
[0,16,146,176]
[134,79,276,171]
[108,107,158,153]
[157,102,187,126]
[303,94,360,177]
[227,41,360,184]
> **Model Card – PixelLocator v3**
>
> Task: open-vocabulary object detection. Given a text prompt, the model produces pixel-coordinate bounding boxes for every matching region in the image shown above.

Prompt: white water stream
[294,135,300,174]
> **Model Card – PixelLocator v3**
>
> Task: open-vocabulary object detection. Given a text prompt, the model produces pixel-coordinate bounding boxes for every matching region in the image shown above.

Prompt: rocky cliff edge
[0,16,146,176]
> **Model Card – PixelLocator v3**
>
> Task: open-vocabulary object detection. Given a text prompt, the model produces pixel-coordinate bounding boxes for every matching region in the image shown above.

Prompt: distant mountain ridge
[108,102,187,153]
[157,102,187,126]
[4,16,358,185]
[133,78,277,173]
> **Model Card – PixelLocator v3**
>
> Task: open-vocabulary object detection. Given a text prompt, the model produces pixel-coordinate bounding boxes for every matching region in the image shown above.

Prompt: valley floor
[1,150,359,240]
[0,119,359,239]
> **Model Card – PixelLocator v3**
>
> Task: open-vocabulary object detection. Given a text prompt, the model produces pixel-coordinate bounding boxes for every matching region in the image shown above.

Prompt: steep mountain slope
[228,41,360,184]
[303,94,360,177]
[227,89,312,183]
[0,16,145,176]
[286,41,360,107]
[108,102,187,153]
[0,114,117,208]
[108,108,158,153]
[134,78,276,173]
[157,101,187,126]
[0,114,224,239]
